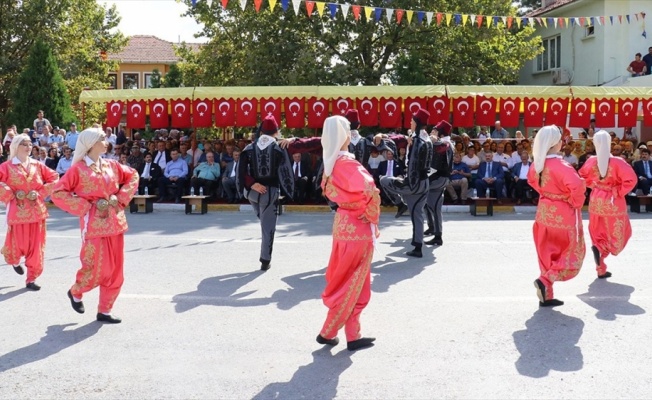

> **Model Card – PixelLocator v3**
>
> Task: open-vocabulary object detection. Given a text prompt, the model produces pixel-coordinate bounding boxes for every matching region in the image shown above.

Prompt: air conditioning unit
[551,69,571,85]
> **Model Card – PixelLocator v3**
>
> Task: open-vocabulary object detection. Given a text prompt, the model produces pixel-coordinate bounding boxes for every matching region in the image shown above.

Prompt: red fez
[434,120,452,136]
[345,109,360,129]
[413,108,430,126]
[261,115,279,134]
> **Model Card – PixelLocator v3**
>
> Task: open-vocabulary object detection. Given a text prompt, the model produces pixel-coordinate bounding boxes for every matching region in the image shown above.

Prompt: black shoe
[406,248,423,258]
[96,313,122,324]
[25,282,40,291]
[423,228,434,236]
[395,203,408,218]
[316,335,339,346]
[260,260,271,271]
[424,235,443,246]
[67,290,85,314]
[347,337,376,351]
[598,271,612,279]
[539,299,564,307]
[13,265,24,275]
[534,279,546,303]
[591,245,600,267]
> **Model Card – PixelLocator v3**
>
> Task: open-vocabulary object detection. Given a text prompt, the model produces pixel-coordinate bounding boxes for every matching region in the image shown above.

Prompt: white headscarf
[593,130,611,177]
[9,134,32,160]
[72,128,104,163]
[532,125,561,174]
[321,116,350,177]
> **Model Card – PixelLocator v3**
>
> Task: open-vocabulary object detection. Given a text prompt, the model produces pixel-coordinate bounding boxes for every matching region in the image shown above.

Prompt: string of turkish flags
[106,96,652,130]
[191,0,646,31]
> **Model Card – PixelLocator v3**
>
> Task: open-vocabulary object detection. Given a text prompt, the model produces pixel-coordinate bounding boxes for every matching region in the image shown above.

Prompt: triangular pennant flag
[453,14,461,25]
[542,17,548,27]
[305,1,314,17]
[396,9,404,24]
[364,6,373,22]
[574,17,580,26]
[341,4,349,18]
[529,17,534,26]
[477,15,483,28]
[610,16,614,25]
[516,17,522,28]
[599,16,604,25]
[417,11,424,24]
[553,17,558,28]
[192,0,197,6]
[626,15,630,24]
[470,14,476,26]
[328,3,337,18]
[291,0,300,14]
[579,17,585,26]
[268,0,276,10]
[507,16,513,29]
[239,0,246,10]
[445,13,452,26]
[618,15,622,24]
[316,2,325,17]
[564,17,569,27]
[386,8,394,23]
[406,10,413,24]
[375,7,383,22]
[462,14,468,26]
[589,17,594,26]
[436,12,442,25]
[426,12,433,25]
[536,17,542,26]
[522,17,528,26]
[570,17,575,26]
[221,0,228,9]
[492,16,499,26]
[636,13,640,21]
[352,5,360,21]
[501,16,507,26]
[253,0,261,12]
[281,0,288,11]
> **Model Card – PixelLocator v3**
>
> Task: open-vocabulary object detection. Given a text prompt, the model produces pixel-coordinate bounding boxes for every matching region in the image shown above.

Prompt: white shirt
[493,152,510,171]
[154,151,168,170]
[142,162,151,179]
[293,162,302,178]
[563,154,578,165]
[518,163,530,180]
[230,161,237,178]
[462,155,480,172]
[367,155,385,170]
[385,160,394,177]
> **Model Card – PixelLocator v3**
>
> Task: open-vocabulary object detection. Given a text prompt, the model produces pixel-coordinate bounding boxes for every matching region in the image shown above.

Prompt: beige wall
[110,63,172,89]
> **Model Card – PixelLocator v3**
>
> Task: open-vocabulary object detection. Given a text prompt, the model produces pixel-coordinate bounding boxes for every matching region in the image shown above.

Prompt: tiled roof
[527,0,579,17]
[108,35,202,64]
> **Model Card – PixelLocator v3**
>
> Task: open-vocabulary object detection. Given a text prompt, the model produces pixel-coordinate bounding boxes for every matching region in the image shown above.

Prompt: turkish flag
[618,98,639,128]
[475,96,498,126]
[379,97,402,128]
[283,98,305,129]
[544,97,569,127]
[236,98,258,127]
[595,98,616,128]
[452,96,474,127]
[307,97,329,129]
[568,98,592,128]
[499,97,521,128]
[171,98,192,128]
[427,96,449,125]
[643,98,652,127]
[356,97,378,127]
[333,97,354,116]
[148,99,169,129]
[523,98,545,128]
[260,98,282,125]
[106,100,123,127]
[126,100,146,129]
[403,97,427,128]
[214,98,236,127]
[193,98,213,128]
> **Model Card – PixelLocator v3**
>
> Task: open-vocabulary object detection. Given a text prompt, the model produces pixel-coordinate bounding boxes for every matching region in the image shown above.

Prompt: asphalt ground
[1,208,651,399]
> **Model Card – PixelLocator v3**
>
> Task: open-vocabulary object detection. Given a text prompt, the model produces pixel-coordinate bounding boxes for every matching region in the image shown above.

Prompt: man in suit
[633,148,652,195]
[138,153,162,195]
[511,151,536,205]
[152,141,171,171]
[475,150,505,204]
[291,152,312,203]
[377,149,404,206]
[222,149,241,203]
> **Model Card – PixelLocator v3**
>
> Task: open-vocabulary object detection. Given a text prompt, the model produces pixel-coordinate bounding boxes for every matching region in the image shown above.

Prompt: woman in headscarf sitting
[528,125,586,307]
[52,127,139,324]
[579,130,637,279]
[0,134,59,290]
[317,115,380,352]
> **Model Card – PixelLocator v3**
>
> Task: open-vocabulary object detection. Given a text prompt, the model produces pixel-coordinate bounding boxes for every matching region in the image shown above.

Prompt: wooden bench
[470,197,496,216]
[629,195,652,213]
[130,195,157,214]
[182,195,209,215]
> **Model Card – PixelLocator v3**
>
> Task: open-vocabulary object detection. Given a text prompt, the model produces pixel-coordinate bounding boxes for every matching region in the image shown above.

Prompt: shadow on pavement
[251,348,352,400]
[0,286,29,303]
[512,309,584,378]
[371,239,434,293]
[0,322,102,374]
[577,280,646,321]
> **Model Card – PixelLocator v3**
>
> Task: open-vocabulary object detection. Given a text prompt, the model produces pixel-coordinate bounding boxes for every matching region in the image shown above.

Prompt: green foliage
[11,39,74,129]
[0,0,126,128]
[150,69,163,89]
[163,64,184,87]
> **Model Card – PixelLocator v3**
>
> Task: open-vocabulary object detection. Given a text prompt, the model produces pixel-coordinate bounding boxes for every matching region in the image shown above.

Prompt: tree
[178,0,542,87]
[0,0,126,128]
[11,39,74,129]
[150,69,163,88]
[163,64,184,87]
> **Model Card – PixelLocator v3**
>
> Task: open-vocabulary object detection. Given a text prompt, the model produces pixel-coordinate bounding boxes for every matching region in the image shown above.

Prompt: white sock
[73,296,82,302]
[101,312,111,316]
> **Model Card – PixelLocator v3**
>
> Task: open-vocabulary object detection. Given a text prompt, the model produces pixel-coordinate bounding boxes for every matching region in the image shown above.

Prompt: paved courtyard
[1,208,651,399]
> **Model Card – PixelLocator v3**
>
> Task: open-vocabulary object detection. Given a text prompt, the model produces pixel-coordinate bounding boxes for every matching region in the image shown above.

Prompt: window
[535,36,562,72]
[122,73,139,89]
[144,73,153,88]
[108,73,117,89]
[584,25,595,37]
